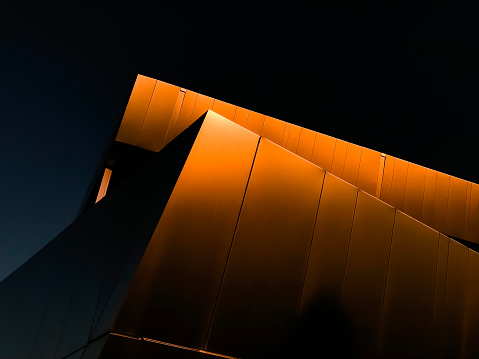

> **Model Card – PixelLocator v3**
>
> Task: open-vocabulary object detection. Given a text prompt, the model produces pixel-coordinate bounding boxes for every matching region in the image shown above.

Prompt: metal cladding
[1,75,479,359]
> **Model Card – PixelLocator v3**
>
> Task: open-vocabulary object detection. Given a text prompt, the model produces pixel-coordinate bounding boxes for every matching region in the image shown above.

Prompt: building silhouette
[1,74,478,358]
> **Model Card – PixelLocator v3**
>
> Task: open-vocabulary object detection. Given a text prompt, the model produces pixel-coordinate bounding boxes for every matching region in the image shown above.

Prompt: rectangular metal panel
[189,93,214,125]
[342,143,362,187]
[432,172,450,235]
[166,90,198,144]
[310,132,336,172]
[212,99,237,120]
[285,124,301,153]
[296,127,316,162]
[357,147,381,196]
[112,113,260,349]
[245,110,265,135]
[136,80,180,152]
[446,176,468,239]
[261,116,286,145]
[379,212,439,359]
[462,250,479,359]
[341,191,395,358]
[430,234,449,358]
[116,75,156,146]
[233,106,249,127]
[465,182,472,238]
[465,183,479,243]
[281,123,291,146]
[389,157,409,211]
[301,173,358,311]
[402,163,427,221]
[330,139,347,178]
[379,155,395,203]
[442,240,468,359]
[207,139,325,357]
[421,169,437,228]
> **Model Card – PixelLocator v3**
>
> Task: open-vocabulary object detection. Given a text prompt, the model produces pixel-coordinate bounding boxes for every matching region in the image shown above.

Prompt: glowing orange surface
[379,212,439,358]
[244,110,265,134]
[330,139,347,177]
[389,158,409,211]
[342,143,362,186]
[233,106,249,127]
[285,124,301,153]
[446,176,468,238]
[402,163,427,221]
[95,168,112,203]
[308,132,336,173]
[116,75,156,146]
[168,90,198,142]
[207,139,325,355]
[357,147,381,196]
[341,191,395,357]
[432,172,450,234]
[212,99,237,120]
[114,111,260,348]
[301,173,358,310]
[261,116,286,145]
[116,74,479,244]
[189,93,214,126]
[136,80,180,152]
[296,127,316,162]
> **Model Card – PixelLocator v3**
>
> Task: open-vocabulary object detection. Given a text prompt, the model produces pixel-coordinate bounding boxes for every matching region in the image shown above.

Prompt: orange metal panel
[342,143,362,187]
[442,240,468,358]
[446,176,468,239]
[260,116,286,146]
[421,169,437,228]
[116,75,156,146]
[462,250,479,359]
[285,124,301,153]
[330,139,347,178]
[164,90,197,145]
[301,173,358,312]
[95,168,112,203]
[431,234,449,358]
[432,172,450,234]
[296,127,316,162]
[389,157,409,211]
[310,132,336,172]
[113,112,260,348]
[212,99,237,121]
[465,182,472,238]
[244,110,265,135]
[136,80,181,152]
[189,93,214,125]
[465,183,479,243]
[357,147,381,196]
[281,123,291,147]
[233,106,249,127]
[341,191,395,358]
[379,156,395,203]
[379,212,439,358]
[207,139,325,357]
[402,163,427,222]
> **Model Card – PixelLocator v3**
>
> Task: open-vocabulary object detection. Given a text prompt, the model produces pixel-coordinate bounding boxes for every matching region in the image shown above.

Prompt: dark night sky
[0,1,477,281]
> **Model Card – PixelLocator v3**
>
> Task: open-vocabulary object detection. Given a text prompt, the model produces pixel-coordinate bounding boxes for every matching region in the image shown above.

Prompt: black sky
[0,1,477,281]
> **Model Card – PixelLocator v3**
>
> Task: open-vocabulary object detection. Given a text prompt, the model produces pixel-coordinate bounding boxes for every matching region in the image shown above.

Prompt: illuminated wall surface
[1,75,479,358]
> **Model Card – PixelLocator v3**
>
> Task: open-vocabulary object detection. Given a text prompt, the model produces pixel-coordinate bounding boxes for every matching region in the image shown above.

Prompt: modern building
[1,75,478,358]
